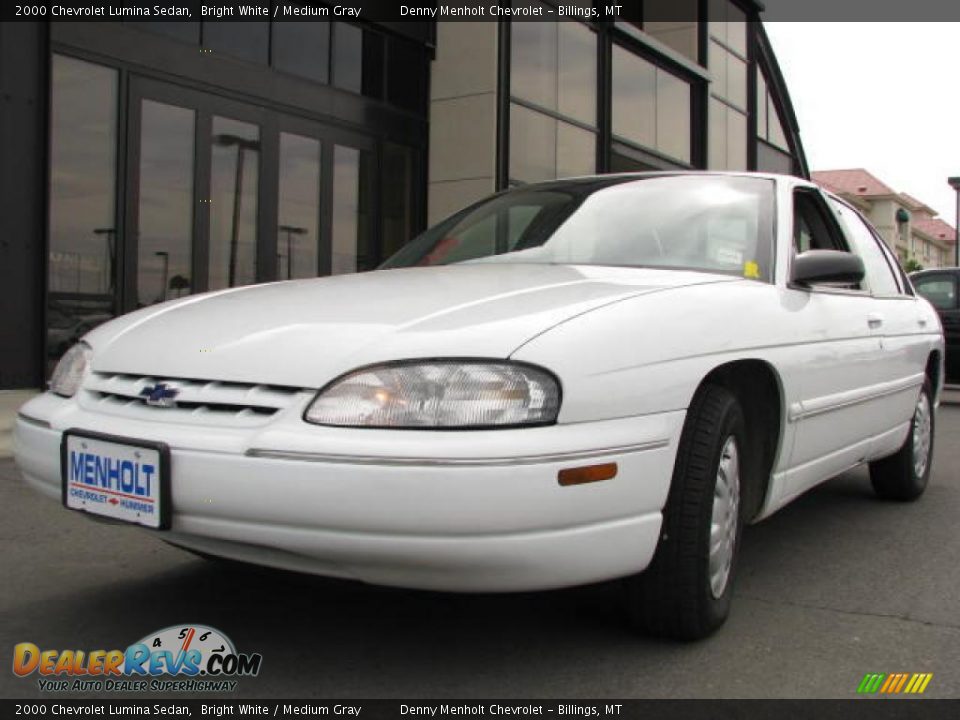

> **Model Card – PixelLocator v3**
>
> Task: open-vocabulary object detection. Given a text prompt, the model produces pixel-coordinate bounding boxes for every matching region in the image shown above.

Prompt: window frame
[788,187,868,296]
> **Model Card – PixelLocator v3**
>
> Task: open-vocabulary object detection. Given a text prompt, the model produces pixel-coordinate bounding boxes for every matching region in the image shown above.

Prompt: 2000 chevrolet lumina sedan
[14,173,943,639]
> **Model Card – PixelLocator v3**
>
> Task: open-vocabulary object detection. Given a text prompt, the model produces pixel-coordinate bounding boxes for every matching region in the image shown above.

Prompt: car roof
[512,170,810,195]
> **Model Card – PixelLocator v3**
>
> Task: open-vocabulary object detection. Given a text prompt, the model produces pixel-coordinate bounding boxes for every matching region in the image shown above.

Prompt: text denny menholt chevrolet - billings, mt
[400,4,622,19]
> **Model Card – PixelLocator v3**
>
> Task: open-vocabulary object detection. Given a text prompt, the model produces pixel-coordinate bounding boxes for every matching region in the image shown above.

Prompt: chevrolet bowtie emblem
[140,383,179,408]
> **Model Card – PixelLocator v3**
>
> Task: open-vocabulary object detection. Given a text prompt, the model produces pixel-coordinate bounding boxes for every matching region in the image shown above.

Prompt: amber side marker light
[558,463,618,487]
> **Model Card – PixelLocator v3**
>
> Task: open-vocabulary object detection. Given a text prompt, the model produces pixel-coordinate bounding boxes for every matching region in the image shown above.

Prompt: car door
[913,271,960,383]
[781,188,887,499]
[828,198,931,459]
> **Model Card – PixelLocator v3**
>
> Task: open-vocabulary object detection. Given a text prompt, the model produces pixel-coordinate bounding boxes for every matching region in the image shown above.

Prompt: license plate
[61,430,171,530]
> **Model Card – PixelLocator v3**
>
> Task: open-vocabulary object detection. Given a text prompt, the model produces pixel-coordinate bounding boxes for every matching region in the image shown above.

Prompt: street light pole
[949,177,960,268]
[155,251,169,302]
[214,134,261,287]
[278,224,308,280]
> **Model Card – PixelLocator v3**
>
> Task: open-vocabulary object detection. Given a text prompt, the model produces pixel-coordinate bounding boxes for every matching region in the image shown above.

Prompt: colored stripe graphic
[857,673,885,693]
[858,672,933,694]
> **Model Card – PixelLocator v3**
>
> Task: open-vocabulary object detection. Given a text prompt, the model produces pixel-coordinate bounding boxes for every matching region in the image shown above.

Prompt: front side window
[383,175,775,282]
[829,199,903,297]
[793,191,847,254]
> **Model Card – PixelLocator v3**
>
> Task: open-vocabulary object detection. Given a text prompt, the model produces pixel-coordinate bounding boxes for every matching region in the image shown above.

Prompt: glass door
[208,116,262,291]
[124,79,418,315]
[134,99,196,306]
[126,78,268,312]
[275,114,376,278]
[46,54,120,373]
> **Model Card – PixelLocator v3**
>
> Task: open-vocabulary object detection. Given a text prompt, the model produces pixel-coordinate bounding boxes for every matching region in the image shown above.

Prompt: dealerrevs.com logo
[13,624,262,692]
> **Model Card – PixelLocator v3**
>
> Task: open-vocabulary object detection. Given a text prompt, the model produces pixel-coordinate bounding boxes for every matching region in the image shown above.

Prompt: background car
[910,268,959,384]
[14,172,943,641]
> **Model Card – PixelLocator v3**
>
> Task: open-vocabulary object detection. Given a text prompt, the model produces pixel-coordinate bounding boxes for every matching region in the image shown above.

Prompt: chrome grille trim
[81,372,306,425]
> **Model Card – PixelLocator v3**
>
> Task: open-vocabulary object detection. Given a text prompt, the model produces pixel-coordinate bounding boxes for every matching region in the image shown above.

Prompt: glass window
[709,37,747,110]
[725,53,747,109]
[643,0,699,61]
[756,142,793,175]
[332,145,373,274]
[382,143,416,260]
[757,67,791,152]
[509,104,596,184]
[612,47,656,150]
[361,30,385,99]
[612,46,691,164]
[387,37,427,112]
[278,133,321,280]
[656,70,691,164]
[202,22,269,64]
[709,100,747,171]
[609,145,661,173]
[126,21,200,44]
[767,98,789,151]
[209,117,260,290]
[913,276,956,310]
[708,2,748,171]
[794,192,846,255]
[510,16,597,126]
[271,22,330,84]
[726,107,747,171]
[385,176,775,282]
[708,98,726,170]
[47,55,118,369]
[332,23,363,94]
[756,73,768,139]
[137,100,195,307]
[709,0,747,56]
[830,200,902,296]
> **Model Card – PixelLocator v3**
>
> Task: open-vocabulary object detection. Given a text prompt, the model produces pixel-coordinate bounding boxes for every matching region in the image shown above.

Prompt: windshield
[382,175,776,282]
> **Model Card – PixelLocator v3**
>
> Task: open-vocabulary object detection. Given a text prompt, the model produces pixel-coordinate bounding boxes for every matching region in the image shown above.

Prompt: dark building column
[0,23,47,389]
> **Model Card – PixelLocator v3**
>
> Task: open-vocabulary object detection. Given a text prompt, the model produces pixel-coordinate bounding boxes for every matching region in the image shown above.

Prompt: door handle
[918,318,928,328]
[867,313,884,329]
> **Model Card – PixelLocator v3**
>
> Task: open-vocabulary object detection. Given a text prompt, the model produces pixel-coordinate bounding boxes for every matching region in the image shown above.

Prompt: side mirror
[791,250,865,286]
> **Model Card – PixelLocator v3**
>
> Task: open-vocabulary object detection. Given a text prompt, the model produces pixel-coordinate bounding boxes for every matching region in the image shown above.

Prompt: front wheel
[869,379,935,502]
[624,384,746,640]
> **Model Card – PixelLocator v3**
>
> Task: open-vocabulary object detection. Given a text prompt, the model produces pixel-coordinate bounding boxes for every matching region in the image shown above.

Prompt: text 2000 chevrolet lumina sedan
[14,173,943,639]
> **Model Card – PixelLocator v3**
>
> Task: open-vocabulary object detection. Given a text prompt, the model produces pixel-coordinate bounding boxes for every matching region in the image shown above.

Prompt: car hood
[86,264,736,388]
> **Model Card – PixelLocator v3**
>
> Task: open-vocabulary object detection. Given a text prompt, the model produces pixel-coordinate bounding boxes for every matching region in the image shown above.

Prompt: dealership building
[0,1,808,401]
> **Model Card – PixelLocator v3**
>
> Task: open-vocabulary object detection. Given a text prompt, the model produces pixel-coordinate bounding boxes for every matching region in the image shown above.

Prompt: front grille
[81,372,306,426]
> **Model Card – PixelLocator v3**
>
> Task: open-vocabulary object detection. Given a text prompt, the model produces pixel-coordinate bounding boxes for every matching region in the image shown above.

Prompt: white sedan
[14,172,942,639]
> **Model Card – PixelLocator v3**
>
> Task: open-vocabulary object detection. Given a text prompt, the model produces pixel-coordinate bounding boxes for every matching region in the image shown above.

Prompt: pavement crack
[736,593,960,631]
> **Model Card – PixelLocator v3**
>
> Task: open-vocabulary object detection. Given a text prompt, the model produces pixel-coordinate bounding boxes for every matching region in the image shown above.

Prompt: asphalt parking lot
[2,407,959,700]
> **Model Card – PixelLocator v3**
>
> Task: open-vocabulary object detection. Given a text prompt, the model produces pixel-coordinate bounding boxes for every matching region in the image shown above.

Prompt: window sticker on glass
[714,246,743,266]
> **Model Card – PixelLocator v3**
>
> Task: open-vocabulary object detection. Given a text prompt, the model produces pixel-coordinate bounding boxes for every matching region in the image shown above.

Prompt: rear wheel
[624,384,745,640]
[869,379,934,501]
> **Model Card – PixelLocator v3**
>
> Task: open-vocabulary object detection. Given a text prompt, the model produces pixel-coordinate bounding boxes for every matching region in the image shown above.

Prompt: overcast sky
[764,22,959,224]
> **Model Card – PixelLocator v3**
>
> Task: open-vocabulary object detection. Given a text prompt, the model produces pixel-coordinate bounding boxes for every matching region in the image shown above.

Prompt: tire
[624,384,746,640]
[869,379,934,502]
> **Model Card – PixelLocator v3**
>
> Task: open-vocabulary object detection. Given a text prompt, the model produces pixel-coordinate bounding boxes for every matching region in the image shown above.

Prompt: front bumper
[13,393,683,592]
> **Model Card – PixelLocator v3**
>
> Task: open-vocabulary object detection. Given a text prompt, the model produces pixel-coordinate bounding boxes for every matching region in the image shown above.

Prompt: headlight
[304,361,561,429]
[49,342,91,398]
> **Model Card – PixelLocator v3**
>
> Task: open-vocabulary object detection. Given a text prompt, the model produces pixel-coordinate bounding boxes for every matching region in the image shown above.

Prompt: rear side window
[829,199,902,297]
[913,274,957,310]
